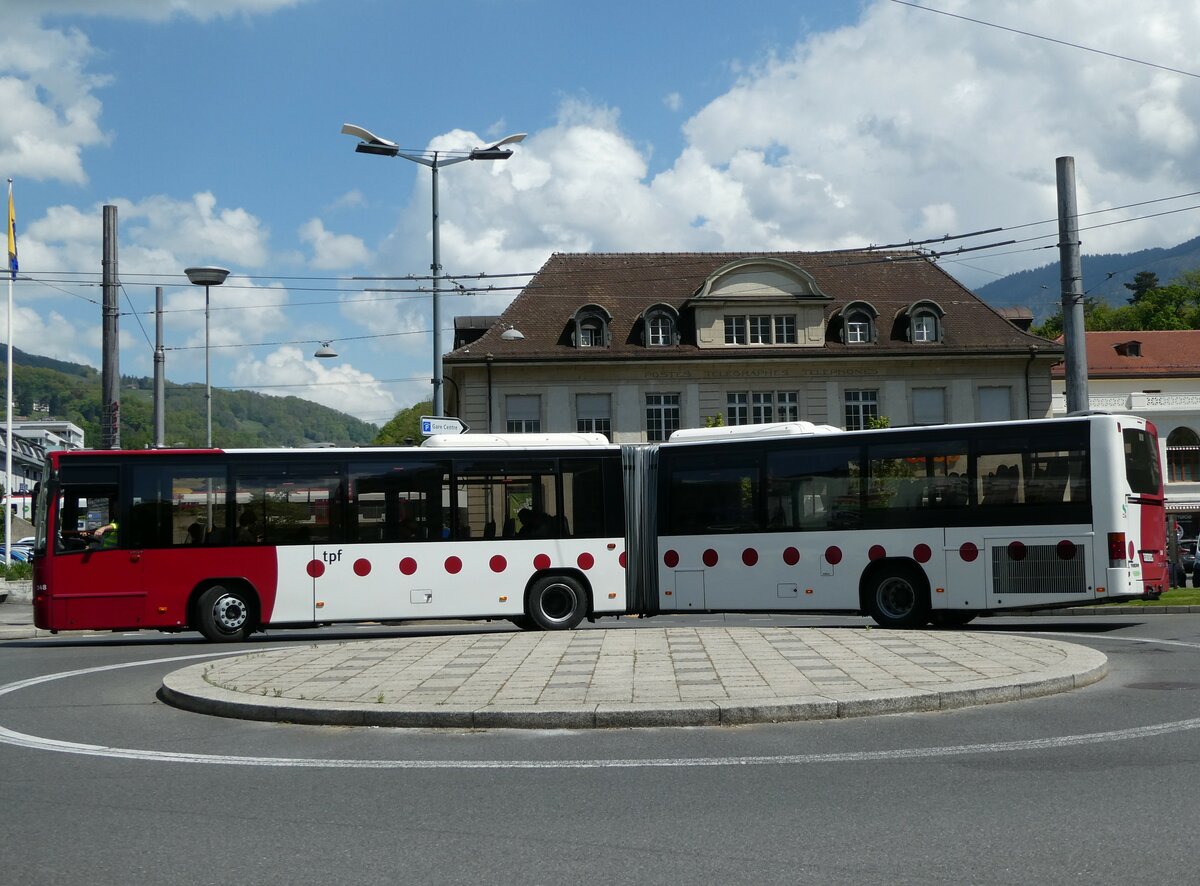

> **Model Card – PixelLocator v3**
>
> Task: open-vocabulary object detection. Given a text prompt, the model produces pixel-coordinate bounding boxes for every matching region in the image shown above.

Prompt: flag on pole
[6,181,16,281]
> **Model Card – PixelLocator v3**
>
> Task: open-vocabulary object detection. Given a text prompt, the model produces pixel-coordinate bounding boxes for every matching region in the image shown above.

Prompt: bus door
[46,468,147,631]
[1122,425,1167,595]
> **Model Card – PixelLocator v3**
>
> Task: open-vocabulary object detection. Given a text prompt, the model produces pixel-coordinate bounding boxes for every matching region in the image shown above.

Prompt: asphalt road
[2,613,1199,885]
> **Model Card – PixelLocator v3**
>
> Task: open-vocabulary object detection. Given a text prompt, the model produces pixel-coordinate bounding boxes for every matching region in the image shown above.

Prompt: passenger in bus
[186,522,205,545]
[517,508,550,538]
[237,510,261,544]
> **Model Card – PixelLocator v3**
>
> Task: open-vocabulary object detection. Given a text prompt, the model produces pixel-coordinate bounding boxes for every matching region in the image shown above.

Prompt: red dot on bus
[306,559,325,578]
[825,546,843,565]
[913,543,932,563]
[1008,541,1027,561]
[1128,540,1136,561]
[399,557,417,576]
[742,548,758,566]
[534,553,551,570]
[703,548,719,567]
[868,544,886,561]
[353,558,371,577]
[445,556,463,575]
[959,542,978,562]
[490,555,507,573]
[1057,540,1076,560]
[619,551,627,569]
[664,549,679,568]
[783,547,800,566]
[577,552,595,570]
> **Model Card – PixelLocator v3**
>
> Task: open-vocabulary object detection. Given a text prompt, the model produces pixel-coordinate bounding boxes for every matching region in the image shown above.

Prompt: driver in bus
[90,519,118,549]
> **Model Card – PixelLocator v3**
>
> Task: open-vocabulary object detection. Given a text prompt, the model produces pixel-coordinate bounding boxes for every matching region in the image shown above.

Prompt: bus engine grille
[990,543,1088,595]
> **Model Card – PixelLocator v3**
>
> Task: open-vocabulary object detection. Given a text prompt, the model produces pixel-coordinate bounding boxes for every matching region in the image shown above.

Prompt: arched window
[1167,427,1200,482]
[904,300,945,343]
[571,305,612,349]
[838,301,878,344]
[642,304,679,347]
[912,311,938,342]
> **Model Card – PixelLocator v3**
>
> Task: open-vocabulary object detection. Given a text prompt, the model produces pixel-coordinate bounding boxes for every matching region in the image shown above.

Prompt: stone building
[444,251,1060,443]
[1049,330,1200,534]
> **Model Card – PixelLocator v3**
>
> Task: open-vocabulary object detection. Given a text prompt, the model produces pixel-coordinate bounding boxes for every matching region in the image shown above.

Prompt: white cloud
[0,17,109,184]
[358,0,1200,293]
[663,92,682,112]
[298,218,370,270]
[232,346,401,425]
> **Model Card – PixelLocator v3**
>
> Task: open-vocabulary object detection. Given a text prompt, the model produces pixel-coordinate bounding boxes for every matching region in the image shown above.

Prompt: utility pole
[153,286,165,447]
[101,204,120,448]
[1056,156,1089,414]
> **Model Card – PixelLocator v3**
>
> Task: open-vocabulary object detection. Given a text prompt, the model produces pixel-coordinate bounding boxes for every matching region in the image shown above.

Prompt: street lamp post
[341,123,525,416]
[184,266,230,446]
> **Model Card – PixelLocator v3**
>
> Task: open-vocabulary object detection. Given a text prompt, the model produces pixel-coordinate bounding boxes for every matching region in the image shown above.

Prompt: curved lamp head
[314,341,338,359]
[184,266,230,286]
[340,123,398,148]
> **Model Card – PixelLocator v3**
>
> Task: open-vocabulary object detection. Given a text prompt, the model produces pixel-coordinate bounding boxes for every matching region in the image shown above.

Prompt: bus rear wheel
[864,565,929,629]
[196,584,256,642]
[527,576,587,631]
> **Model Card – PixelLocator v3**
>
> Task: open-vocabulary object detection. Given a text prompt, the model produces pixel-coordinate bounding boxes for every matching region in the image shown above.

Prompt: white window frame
[846,313,871,344]
[505,394,541,433]
[724,315,747,345]
[844,389,879,430]
[648,314,673,347]
[646,393,681,442]
[913,312,937,343]
[576,393,612,439]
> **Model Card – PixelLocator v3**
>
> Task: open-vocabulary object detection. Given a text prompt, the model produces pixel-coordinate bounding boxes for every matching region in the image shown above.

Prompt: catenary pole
[1057,157,1089,414]
[101,205,120,448]
[154,286,165,447]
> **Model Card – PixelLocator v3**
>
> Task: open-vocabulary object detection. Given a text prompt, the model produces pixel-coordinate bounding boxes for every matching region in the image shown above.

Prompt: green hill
[0,345,379,449]
[974,235,1200,320]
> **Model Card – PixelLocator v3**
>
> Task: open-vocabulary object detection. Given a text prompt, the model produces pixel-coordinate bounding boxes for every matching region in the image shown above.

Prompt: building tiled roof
[1050,330,1200,378]
[445,251,1057,363]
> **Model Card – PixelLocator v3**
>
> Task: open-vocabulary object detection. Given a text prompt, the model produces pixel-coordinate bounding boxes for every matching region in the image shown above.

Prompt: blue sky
[4,0,1200,425]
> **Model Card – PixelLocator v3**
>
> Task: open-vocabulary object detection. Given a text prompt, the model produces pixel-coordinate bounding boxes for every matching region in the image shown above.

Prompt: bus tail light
[1108,532,1127,567]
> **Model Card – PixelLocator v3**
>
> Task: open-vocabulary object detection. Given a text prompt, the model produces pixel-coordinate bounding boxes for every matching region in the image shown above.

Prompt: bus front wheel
[864,565,930,629]
[196,584,256,642]
[527,576,588,631]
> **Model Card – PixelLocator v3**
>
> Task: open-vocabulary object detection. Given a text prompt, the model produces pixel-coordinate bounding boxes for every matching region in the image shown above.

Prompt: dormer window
[903,299,945,344]
[838,301,878,345]
[642,304,680,347]
[572,304,612,349]
[846,313,871,343]
[1114,340,1142,357]
[579,318,603,347]
[913,312,937,342]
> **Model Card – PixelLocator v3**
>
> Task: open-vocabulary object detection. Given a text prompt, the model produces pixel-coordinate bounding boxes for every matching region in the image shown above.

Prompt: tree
[1124,271,1160,304]
[374,401,432,446]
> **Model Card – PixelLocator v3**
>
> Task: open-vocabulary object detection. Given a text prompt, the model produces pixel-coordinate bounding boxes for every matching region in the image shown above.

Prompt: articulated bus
[644,412,1166,628]
[30,413,1166,640]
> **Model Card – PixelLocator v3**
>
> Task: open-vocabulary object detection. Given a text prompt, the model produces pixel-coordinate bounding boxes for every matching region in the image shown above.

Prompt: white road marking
[0,635,1196,770]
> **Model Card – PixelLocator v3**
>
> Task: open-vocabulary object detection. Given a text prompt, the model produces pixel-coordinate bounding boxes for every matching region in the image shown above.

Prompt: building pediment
[686,257,833,308]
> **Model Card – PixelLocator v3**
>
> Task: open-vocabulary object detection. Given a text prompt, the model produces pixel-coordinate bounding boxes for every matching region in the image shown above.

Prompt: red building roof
[1051,330,1200,378]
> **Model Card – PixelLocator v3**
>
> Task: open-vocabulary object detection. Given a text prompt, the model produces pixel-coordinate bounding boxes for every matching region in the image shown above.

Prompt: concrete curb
[159,642,1108,730]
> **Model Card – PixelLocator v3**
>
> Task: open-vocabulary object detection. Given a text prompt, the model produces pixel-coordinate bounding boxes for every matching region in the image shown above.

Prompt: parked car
[1184,538,1200,587]
[1173,538,1198,587]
